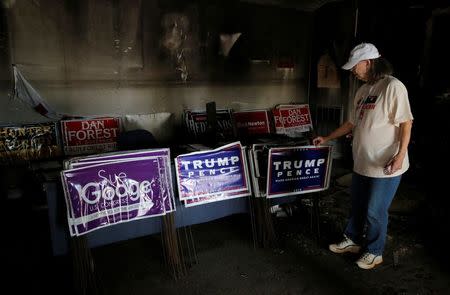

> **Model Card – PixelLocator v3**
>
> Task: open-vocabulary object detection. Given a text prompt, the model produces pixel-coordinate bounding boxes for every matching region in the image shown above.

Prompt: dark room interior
[1,0,450,294]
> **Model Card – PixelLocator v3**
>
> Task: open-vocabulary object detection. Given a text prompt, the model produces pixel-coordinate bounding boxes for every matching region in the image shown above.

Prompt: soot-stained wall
[0,0,312,125]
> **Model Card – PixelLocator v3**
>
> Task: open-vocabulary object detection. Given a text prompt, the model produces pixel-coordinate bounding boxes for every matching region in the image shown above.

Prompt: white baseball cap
[342,43,381,70]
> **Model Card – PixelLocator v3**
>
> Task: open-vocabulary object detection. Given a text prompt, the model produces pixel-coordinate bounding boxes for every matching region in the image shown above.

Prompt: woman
[313,43,413,269]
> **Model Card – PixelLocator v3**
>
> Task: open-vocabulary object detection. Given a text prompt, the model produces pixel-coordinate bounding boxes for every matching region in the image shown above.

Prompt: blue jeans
[344,172,401,256]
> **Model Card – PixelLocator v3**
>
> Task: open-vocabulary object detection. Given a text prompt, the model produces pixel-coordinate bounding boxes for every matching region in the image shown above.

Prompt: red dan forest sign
[61,117,121,155]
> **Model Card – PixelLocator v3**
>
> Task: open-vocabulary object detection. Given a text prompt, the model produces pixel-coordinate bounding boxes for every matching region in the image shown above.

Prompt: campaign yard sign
[66,149,175,214]
[61,149,174,236]
[61,117,121,155]
[183,189,250,207]
[175,142,250,203]
[184,109,233,140]
[233,110,271,136]
[0,122,62,163]
[266,146,332,198]
[273,104,313,135]
[182,147,251,207]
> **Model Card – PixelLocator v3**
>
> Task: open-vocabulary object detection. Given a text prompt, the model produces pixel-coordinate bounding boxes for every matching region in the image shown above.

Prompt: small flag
[13,65,63,119]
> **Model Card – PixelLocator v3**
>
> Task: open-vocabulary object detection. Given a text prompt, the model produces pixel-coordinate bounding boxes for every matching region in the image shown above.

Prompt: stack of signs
[266,146,332,198]
[0,122,62,163]
[247,142,304,198]
[233,110,271,137]
[247,141,331,198]
[272,104,313,137]
[61,117,121,156]
[61,149,175,236]
[184,109,233,140]
[175,142,251,207]
[247,143,270,198]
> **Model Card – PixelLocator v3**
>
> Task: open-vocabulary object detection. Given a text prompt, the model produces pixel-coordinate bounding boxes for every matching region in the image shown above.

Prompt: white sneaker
[329,235,361,254]
[356,252,383,269]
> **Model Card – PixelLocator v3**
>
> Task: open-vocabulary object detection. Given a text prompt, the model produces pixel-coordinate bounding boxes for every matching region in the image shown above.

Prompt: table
[45,181,251,256]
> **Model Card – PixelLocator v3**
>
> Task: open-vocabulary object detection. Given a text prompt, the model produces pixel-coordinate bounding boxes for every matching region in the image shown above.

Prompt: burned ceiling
[240,0,343,12]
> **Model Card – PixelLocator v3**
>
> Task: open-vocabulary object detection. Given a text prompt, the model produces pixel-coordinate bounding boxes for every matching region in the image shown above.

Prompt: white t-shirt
[348,76,414,178]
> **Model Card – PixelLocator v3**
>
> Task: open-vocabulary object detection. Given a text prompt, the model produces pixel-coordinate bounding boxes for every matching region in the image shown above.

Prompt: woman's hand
[312,136,328,146]
[383,153,405,175]
[312,121,354,147]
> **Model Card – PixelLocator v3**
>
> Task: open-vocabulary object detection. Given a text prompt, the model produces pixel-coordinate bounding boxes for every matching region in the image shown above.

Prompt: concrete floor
[3,173,450,295]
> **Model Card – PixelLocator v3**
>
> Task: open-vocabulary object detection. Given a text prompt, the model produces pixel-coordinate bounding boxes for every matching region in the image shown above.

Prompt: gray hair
[367,57,393,84]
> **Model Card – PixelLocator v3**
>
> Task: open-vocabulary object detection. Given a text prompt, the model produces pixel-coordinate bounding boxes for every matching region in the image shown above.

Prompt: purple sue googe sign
[62,157,168,236]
